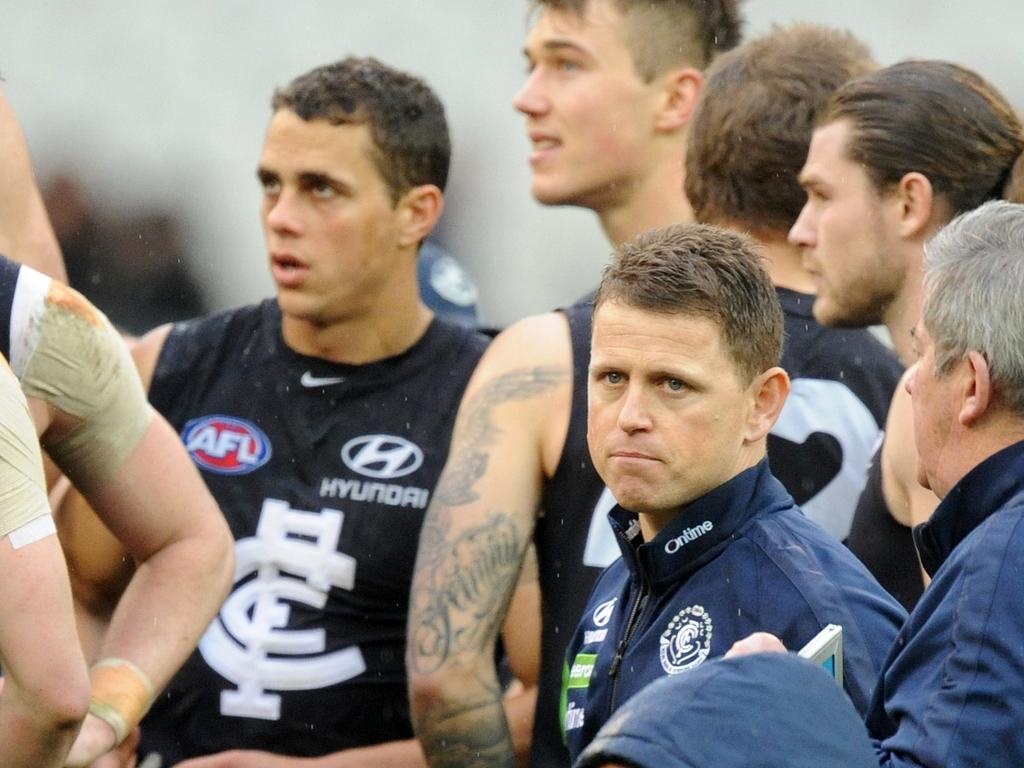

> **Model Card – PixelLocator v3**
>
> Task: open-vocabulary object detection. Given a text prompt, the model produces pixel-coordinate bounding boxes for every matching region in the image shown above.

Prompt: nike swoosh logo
[300,371,347,387]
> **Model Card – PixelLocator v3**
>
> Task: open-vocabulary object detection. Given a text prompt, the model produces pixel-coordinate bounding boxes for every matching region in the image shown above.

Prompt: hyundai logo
[341,435,424,479]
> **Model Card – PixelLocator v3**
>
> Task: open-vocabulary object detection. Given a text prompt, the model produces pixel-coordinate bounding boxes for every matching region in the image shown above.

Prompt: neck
[883,245,926,366]
[939,416,1024,500]
[281,295,434,365]
[597,147,692,246]
[756,231,817,294]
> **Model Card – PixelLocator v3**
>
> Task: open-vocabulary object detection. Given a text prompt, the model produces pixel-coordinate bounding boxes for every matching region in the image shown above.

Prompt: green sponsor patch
[566,652,597,690]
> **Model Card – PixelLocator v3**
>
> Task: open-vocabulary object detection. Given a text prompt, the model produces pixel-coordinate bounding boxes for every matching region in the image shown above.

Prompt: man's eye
[557,59,581,72]
[261,179,281,195]
[665,378,685,392]
[312,182,335,198]
[605,372,623,385]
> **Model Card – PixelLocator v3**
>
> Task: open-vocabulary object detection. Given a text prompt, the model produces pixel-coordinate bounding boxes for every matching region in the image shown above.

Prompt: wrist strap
[88,657,155,745]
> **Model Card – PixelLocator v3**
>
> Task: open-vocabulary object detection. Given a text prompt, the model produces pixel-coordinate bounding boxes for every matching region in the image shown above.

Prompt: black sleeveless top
[532,300,608,768]
[139,300,488,762]
[846,444,924,611]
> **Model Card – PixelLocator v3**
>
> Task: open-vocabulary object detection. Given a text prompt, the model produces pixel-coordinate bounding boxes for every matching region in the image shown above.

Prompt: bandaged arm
[0,360,91,768]
[5,267,234,763]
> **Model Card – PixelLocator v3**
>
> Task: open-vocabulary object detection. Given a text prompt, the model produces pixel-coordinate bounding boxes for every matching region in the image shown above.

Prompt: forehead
[525,0,636,69]
[801,119,863,183]
[591,301,730,365]
[260,110,380,178]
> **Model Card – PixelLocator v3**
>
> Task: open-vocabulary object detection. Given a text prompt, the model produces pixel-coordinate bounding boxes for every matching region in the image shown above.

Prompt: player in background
[407,2,742,765]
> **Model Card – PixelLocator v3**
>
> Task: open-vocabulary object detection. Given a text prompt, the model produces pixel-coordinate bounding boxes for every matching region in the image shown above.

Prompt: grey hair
[923,200,1024,412]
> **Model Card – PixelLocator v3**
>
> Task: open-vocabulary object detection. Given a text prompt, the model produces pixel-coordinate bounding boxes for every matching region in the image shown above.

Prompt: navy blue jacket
[563,461,906,762]
[868,439,1024,767]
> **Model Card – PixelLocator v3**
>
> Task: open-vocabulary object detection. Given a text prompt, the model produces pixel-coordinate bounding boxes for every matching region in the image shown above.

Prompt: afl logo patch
[659,605,713,674]
[182,415,272,475]
[341,434,424,479]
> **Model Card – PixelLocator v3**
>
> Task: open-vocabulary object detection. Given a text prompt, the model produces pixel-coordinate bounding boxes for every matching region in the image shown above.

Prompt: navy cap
[576,652,877,768]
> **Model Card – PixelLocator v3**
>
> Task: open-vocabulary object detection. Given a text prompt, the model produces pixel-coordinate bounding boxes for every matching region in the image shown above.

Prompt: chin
[277,295,328,325]
[531,178,585,208]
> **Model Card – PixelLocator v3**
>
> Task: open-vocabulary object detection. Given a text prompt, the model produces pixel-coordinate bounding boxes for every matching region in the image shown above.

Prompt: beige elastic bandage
[0,357,52,540]
[9,267,152,493]
[88,657,156,746]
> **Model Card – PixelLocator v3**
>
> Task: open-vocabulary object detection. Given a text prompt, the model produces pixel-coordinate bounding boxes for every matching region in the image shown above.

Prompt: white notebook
[798,623,843,686]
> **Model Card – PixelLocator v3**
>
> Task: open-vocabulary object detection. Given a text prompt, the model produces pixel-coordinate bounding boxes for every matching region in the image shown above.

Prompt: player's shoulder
[476,310,573,377]
[143,301,273,392]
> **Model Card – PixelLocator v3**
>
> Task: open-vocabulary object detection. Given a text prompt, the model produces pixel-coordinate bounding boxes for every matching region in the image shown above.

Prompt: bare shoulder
[456,310,574,479]
[473,311,573,379]
[130,324,173,391]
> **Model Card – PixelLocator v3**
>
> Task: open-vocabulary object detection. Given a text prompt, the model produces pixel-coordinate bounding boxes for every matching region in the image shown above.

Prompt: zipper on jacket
[607,569,651,712]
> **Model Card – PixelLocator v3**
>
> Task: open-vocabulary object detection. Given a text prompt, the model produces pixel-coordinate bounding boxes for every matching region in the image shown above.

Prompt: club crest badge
[659,604,713,674]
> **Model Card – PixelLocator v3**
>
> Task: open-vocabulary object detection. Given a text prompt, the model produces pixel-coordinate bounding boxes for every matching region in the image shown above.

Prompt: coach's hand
[724,631,788,658]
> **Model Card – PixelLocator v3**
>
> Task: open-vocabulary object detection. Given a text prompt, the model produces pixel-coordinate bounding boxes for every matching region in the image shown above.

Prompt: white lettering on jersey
[582,486,621,568]
[319,477,430,509]
[771,378,883,540]
[198,498,365,720]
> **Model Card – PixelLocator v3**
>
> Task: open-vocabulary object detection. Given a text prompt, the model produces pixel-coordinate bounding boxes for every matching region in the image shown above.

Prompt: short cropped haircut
[531,0,743,78]
[595,223,783,383]
[272,56,450,202]
[823,60,1024,214]
[923,201,1024,413]
[687,24,875,233]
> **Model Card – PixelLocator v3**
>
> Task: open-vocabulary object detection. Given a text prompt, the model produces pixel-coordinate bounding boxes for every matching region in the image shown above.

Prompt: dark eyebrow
[542,40,589,58]
[256,167,278,183]
[524,40,590,60]
[298,171,335,187]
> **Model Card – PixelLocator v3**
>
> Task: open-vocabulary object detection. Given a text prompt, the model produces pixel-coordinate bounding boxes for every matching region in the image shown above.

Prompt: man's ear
[745,366,790,442]
[396,184,444,248]
[960,350,993,426]
[893,172,935,240]
[654,67,703,133]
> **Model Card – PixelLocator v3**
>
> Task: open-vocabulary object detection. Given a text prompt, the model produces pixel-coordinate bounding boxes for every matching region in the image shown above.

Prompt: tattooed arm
[407,313,574,767]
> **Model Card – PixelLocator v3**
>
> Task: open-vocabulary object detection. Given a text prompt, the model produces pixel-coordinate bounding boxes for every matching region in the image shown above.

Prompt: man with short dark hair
[407,3,741,765]
[562,222,905,763]
[119,57,491,765]
[685,23,903,543]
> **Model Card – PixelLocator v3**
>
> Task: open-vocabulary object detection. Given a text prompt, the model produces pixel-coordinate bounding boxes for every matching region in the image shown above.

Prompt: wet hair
[595,223,782,382]
[272,56,450,202]
[686,24,875,233]
[822,60,1024,214]
[531,0,743,78]
[923,200,1024,413]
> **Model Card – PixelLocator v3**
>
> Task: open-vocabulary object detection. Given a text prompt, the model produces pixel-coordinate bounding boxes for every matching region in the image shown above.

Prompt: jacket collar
[609,460,793,588]
[914,438,1024,577]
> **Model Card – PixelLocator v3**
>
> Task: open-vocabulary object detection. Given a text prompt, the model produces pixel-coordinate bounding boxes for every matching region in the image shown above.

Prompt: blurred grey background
[3,1,1021,329]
